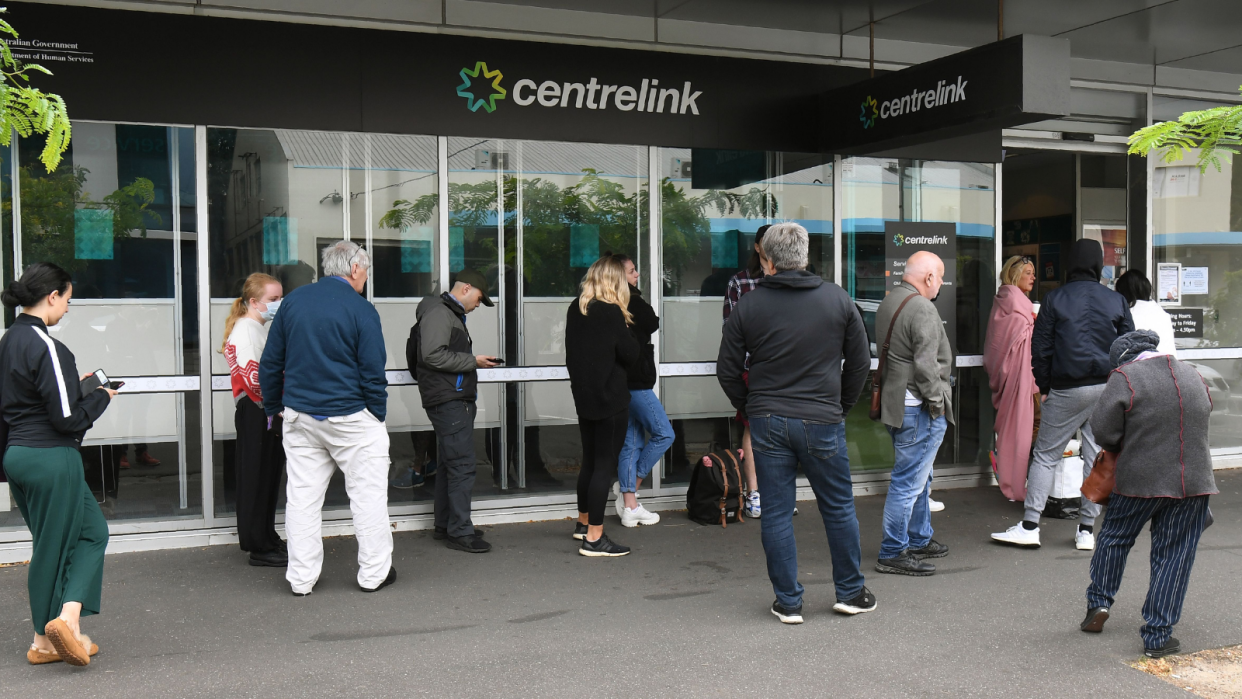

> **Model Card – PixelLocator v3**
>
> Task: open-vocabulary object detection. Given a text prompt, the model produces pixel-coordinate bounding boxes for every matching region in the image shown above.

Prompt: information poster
[1157,262,1182,305]
[885,221,957,355]
[1181,267,1209,296]
[1170,308,1204,338]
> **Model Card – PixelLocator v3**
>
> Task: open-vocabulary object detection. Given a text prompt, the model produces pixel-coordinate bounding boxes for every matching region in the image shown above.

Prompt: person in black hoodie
[610,254,672,528]
[718,223,874,623]
[566,254,640,556]
[992,238,1134,551]
[0,262,116,667]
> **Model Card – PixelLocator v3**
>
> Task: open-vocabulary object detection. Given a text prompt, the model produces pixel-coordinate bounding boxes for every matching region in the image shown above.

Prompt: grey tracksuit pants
[1023,384,1105,526]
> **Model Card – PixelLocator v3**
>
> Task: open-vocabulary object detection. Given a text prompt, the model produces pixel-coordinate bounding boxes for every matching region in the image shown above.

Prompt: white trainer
[991,523,1041,547]
[929,498,945,512]
[1075,529,1095,551]
[620,503,660,527]
[612,481,623,519]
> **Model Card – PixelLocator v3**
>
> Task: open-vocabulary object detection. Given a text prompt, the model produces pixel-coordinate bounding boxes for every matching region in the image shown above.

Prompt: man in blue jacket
[261,240,394,596]
[992,239,1134,551]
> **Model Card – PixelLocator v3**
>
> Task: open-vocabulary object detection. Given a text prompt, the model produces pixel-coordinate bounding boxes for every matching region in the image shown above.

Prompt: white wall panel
[51,302,177,377]
[662,298,723,363]
[85,393,179,444]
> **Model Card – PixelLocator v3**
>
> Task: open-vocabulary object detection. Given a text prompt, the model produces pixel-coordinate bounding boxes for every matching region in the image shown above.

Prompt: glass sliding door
[2,122,202,527]
[658,148,834,484]
[841,157,995,472]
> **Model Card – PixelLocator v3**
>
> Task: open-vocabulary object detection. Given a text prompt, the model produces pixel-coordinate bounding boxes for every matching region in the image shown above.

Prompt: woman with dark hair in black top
[0,262,116,667]
[566,254,639,556]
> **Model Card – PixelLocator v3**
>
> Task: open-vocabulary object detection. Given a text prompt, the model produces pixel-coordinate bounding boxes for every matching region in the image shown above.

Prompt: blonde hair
[220,273,280,352]
[579,255,633,325]
[1000,255,1033,287]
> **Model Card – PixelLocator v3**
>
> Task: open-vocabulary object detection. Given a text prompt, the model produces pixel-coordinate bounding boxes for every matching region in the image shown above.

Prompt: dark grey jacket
[874,282,954,429]
[1090,354,1217,499]
[717,270,869,424]
[410,293,477,408]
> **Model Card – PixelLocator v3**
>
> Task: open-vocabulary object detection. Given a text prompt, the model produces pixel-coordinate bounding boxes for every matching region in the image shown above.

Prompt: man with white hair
[718,222,874,624]
[260,240,394,596]
[872,250,953,577]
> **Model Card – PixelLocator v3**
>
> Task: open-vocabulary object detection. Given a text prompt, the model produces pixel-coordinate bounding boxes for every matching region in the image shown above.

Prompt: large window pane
[1152,97,1242,351]
[842,157,995,470]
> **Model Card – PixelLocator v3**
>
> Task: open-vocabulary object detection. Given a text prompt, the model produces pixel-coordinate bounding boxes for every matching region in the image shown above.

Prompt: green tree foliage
[1128,86,1242,172]
[0,9,72,172]
[19,163,159,272]
[378,171,776,296]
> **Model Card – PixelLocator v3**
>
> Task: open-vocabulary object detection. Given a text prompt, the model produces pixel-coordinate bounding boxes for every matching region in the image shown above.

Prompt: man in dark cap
[992,239,1134,551]
[409,269,501,553]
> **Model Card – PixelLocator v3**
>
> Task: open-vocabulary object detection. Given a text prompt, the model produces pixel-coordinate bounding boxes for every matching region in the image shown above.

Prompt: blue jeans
[880,405,948,559]
[617,389,674,493]
[750,414,864,607]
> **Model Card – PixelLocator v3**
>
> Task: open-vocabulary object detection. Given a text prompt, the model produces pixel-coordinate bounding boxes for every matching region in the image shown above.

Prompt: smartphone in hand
[80,369,109,393]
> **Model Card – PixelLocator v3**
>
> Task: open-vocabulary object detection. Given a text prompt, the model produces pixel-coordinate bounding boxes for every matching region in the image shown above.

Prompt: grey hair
[321,240,371,277]
[760,222,809,272]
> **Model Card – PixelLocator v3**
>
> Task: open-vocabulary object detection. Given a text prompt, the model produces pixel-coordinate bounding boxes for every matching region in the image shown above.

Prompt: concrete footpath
[2,471,1240,698]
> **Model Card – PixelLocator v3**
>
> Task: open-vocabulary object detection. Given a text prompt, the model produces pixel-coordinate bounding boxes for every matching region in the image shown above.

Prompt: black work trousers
[427,400,478,538]
[577,409,629,526]
[234,399,285,553]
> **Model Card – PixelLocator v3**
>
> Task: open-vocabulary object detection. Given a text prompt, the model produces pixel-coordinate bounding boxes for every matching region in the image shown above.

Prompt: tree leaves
[1128,87,1242,173]
[0,9,73,172]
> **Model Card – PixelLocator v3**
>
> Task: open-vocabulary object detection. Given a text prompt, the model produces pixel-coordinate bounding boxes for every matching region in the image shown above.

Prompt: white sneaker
[744,490,761,518]
[619,503,660,527]
[612,481,623,519]
[929,498,945,513]
[991,523,1041,547]
[1075,529,1095,551]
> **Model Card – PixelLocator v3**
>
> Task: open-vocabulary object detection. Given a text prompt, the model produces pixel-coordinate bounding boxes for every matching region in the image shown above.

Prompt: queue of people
[0,232,1218,666]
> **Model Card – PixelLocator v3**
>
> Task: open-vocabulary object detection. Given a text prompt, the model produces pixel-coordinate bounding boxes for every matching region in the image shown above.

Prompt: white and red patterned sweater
[224,317,268,406]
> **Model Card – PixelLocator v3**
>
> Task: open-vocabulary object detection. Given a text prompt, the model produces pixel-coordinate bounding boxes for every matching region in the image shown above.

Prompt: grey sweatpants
[1023,384,1105,526]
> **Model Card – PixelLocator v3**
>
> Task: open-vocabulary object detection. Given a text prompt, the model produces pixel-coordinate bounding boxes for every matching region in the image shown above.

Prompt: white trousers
[282,408,393,593]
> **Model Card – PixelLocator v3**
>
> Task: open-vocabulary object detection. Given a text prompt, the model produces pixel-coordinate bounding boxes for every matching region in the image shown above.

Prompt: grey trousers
[427,400,478,538]
[1023,384,1105,526]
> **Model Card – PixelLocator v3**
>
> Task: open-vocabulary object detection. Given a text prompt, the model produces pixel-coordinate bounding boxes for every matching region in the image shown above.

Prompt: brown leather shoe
[43,619,92,666]
[28,640,99,665]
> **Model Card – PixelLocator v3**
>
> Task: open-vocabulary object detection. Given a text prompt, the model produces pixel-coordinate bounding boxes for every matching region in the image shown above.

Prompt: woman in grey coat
[1079,330,1216,659]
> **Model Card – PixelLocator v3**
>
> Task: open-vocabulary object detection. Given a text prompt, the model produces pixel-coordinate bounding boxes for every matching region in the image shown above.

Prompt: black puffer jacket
[1031,239,1135,393]
[565,298,640,421]
[625,285,659,390]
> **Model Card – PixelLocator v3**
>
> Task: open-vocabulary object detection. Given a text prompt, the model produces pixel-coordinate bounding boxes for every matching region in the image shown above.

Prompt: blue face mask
[259,298,281,322]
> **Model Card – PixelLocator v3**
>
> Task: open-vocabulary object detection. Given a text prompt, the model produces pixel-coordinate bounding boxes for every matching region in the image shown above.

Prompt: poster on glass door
[885,221,957,355]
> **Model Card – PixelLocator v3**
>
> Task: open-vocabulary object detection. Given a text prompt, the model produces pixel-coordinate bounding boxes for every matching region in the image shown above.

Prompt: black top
[0,314,111,456]
[565,298,640,421]
[1032,239,1135,393]
[717,270,870,424]
[624,285,660,391]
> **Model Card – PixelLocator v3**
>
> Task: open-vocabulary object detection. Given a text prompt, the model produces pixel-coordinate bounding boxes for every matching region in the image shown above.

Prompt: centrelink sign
[821,34,1070,154]
[456,61,703,116]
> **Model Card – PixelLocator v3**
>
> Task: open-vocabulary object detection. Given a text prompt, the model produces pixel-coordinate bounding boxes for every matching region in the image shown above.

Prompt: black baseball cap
[453,269,494,307]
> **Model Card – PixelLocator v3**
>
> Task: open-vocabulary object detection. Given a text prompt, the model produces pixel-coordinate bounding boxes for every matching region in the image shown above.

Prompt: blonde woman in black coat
[565,254,640,557]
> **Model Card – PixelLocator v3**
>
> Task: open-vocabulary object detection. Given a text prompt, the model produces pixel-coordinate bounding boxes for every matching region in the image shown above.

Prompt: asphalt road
[2,471,1240,698]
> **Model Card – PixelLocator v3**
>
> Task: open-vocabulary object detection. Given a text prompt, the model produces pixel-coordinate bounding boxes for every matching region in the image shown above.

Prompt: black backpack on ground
[686,449,746,527]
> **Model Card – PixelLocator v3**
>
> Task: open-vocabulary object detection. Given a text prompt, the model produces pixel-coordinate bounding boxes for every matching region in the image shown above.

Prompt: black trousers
[577,409,629,526]
[427,400,478,538]
[234,399,285,553]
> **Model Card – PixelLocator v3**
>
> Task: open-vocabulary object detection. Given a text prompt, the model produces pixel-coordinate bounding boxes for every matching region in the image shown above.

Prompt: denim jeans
[617,389,674,493]
[750,414,865,607]
[879,405,948,559]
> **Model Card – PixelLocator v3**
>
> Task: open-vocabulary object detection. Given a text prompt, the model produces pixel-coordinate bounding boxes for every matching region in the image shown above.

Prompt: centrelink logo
[859,96,878,129]
[895,234,949,246]
[457,62,507,113]
[865,75,968,127]
[456,61,702,116]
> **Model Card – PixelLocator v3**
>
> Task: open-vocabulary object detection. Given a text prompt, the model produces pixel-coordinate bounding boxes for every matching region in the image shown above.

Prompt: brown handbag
[870,294,917,421]
[1081,448,1119,505]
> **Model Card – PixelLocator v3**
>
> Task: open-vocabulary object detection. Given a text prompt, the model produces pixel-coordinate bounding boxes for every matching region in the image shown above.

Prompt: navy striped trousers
[1086,493,1210,649]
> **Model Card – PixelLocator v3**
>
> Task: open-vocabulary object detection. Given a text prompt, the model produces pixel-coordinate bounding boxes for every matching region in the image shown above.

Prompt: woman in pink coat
[983,256,1038,501]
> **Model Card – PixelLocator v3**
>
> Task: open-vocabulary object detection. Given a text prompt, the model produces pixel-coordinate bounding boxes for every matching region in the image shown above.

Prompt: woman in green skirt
[0,262,116,667]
